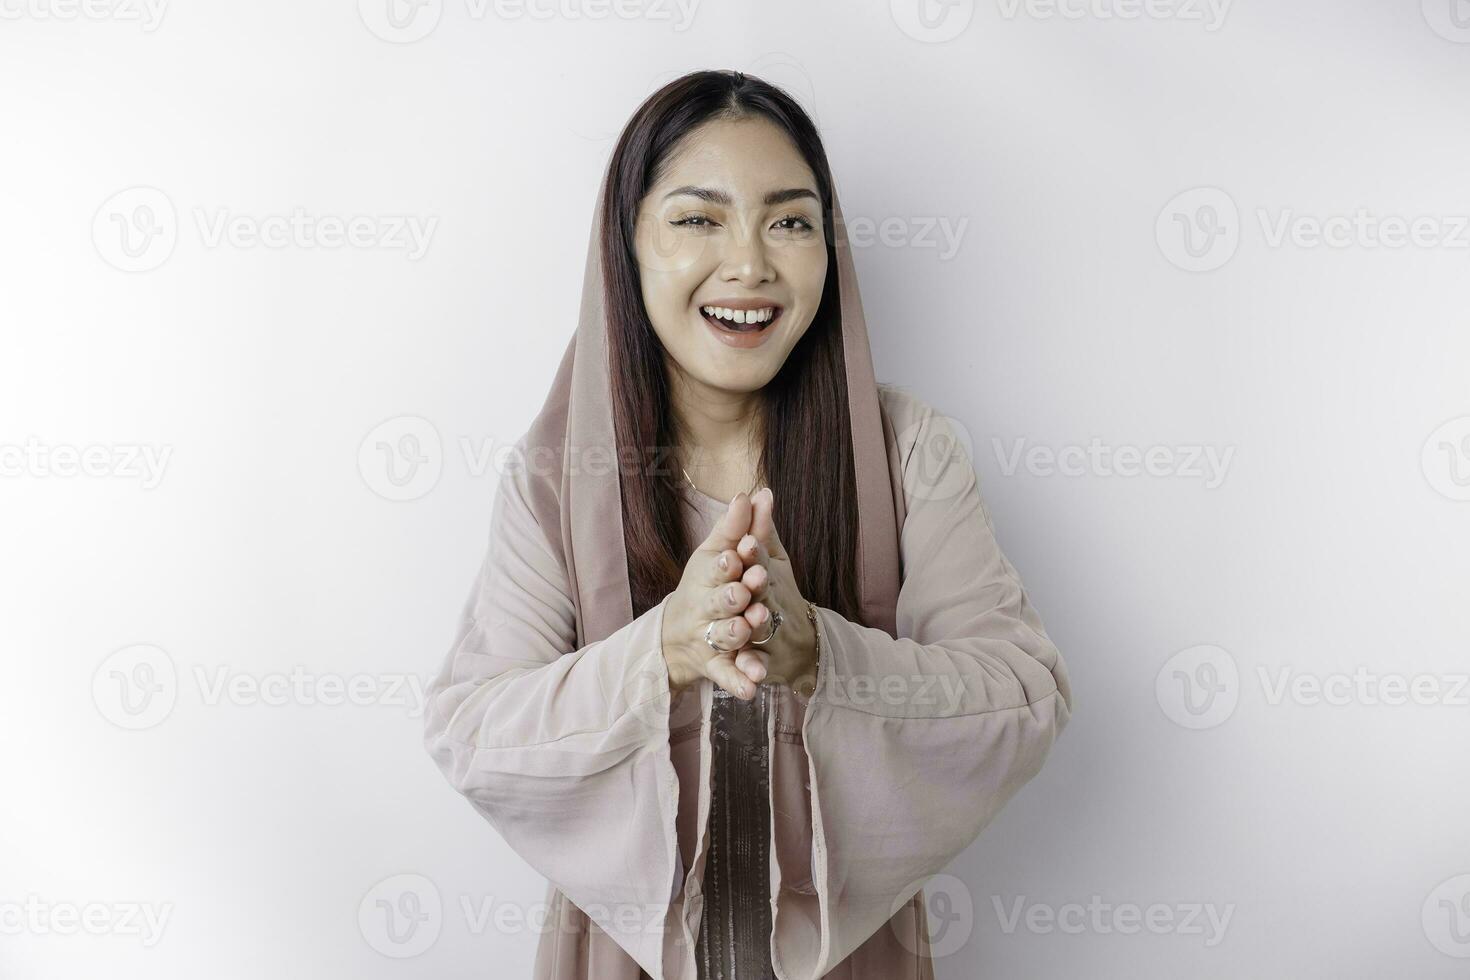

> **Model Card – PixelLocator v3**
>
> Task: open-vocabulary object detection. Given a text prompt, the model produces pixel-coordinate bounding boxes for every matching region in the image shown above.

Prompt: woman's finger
[742,600,771,635]
[734,647,769,683]
[707,581,750,620]
[706,655,757,700]
[711,547,743,586]
[737,532,771,571]
[740,561,769,598]
[708,612,752,650]
[749,487,789,562]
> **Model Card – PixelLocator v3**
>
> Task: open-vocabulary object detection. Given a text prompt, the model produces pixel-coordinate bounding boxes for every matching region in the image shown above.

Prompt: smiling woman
[640,161,822,362]
[630,113,832,478]
[421,69,1072,980]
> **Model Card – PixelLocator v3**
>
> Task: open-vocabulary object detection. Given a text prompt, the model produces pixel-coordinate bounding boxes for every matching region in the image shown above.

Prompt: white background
[2,0,1468,977]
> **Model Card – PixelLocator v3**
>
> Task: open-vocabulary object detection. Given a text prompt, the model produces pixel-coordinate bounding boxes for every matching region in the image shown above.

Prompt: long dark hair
[602,69,862,626]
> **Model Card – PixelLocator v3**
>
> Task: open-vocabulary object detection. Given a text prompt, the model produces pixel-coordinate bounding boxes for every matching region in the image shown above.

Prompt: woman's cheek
[636,217,716,277]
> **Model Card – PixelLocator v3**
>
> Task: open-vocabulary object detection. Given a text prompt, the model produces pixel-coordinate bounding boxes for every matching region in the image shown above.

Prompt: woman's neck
[668,374,764,500]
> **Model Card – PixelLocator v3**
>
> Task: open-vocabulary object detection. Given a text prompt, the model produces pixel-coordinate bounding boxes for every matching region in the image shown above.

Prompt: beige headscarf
[520,153,904,647]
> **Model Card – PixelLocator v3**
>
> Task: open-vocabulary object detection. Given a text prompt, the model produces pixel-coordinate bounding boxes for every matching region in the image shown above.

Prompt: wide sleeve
[771,396,1074,979]
[420,448,685,977]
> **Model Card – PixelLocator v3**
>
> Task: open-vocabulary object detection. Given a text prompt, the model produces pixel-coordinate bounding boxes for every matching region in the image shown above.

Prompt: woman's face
[633,116,828,395]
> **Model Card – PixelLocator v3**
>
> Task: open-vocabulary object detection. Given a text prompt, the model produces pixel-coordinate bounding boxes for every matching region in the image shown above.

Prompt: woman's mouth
[699,304,782,348]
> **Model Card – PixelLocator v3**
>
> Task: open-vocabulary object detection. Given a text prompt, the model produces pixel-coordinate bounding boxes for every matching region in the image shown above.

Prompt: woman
[422,70,1073,980]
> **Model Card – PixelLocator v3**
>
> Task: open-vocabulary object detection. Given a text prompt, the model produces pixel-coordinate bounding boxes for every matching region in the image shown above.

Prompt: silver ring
[750,607,784,646]
[704,620,733,653]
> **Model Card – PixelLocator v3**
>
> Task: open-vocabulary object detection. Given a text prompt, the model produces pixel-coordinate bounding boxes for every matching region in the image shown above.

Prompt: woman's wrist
[659,609,696,693]
[662,640,698,694]
[766,600,819,691]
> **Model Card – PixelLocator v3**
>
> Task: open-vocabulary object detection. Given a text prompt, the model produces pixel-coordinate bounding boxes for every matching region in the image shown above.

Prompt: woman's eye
[773,213,815,233]
[668,213,814,234]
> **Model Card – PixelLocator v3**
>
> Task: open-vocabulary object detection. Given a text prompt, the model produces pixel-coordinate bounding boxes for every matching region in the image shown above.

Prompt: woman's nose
[718,225,775,284]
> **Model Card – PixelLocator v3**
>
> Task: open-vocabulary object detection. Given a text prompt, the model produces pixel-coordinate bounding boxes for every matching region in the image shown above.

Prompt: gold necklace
[680,464,761,500]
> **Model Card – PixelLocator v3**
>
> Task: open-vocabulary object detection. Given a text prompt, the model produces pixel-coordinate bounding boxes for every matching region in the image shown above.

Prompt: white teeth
[702,305,776,324]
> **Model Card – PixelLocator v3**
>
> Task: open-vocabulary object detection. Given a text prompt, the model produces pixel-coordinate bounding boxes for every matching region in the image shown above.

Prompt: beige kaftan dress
[423,383,1073,978]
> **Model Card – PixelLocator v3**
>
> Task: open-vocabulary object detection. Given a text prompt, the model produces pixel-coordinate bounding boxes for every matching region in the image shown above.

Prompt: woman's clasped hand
[659,486,819,700]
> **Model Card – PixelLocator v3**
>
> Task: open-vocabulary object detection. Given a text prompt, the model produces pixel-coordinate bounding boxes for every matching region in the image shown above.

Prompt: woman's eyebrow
[662,185,818,207]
